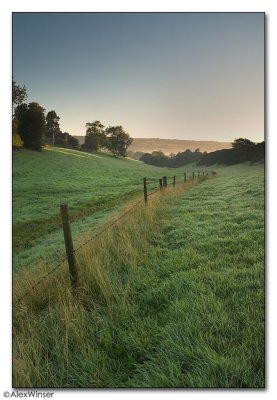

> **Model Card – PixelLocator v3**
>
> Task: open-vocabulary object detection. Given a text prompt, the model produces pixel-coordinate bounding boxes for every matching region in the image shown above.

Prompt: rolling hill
[74,136,232,154]
[12,146,193,271]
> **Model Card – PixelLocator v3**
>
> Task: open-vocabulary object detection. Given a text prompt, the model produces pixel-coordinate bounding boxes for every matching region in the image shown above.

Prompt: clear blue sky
[13,12,264,142]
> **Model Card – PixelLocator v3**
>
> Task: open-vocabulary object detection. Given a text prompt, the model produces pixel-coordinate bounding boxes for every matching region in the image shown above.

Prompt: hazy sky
[13,12,264,142]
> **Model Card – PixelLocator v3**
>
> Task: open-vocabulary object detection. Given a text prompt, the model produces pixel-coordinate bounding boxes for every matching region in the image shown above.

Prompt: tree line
[82,121,132,157]
[12,80,79,151]
[197,139,264,166]
[12,79,133,157]
[139,138,264,167]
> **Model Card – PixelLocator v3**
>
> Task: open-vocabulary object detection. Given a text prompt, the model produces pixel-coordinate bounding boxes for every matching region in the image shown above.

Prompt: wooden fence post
[202,171,205,177]
[162,176,167,186]
[184,172,187,183]
[159,178,163,190]
[60,203,79,294]
[173,176,176,187]
[192,171,195,180]
[143,177,148,204]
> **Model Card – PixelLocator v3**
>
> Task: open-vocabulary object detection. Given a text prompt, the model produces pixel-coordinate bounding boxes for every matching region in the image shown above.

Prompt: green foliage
[232,138,255,149]
[198,140,264,166]
[141,150,169,166]
[44,111,79,148]
[82,121,133,157]
[12,133,23,148]
[12,79,27,107]
[45,110,61,144]
[140,139,265,167]
[84,121,106,151]
[105,125,133,157]
[16,102,46,151]
[67,134,79,148]
[53,132,67,146]
[127,151,145,160]
[141,149,203,167]
[12,120,23,148]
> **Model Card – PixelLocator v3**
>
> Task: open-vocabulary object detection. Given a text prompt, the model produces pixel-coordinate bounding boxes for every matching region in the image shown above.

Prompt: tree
[12,79,28,147]
[13,103,28,147]
[197,138,264,166]
[12,79,27,108]
[231,138,256,163]
[17,102,46,151]
[67,134,79,148]
[231,138,255,149]
[12,119,23,148]
[105,125,133,157]
[84,121,106,151]
[46,111,61,145]
[140,151,169,167]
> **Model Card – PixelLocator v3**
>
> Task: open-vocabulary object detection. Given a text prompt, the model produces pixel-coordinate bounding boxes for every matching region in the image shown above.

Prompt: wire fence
[15,195,147,304]
[14,170,215,305]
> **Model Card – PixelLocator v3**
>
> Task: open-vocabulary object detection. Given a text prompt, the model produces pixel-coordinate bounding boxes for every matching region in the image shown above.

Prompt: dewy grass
[12,163,264,388]
[13,147,198,271]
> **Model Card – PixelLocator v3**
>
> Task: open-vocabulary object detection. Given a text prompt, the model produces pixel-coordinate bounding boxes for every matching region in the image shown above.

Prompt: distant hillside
[74,136,231,154]
[128,138,232,154]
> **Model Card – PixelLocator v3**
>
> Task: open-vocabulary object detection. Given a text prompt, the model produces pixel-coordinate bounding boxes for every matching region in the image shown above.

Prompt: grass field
[12,148,264,388]
[13,147,197,271]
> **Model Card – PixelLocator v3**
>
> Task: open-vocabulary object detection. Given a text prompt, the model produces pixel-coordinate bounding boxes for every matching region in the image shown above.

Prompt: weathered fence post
[198,171,200,178]
[192,171,195,180]
[162,176,167,187]
[202,171,205,177]
[184,172,187,183]
[173,176,176,187]
[159,178,163,190]
[143,177,148,205]
[60,203,79,294]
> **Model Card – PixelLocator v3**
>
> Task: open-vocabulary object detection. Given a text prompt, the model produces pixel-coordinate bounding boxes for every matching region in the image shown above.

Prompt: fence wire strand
[14,171,212,305]
[15,257,67,304]
[73,196,146,253]
[15,196,147,304]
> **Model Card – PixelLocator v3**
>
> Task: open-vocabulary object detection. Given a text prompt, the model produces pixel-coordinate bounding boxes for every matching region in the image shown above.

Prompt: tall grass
[13,182,198,387]
[13,165,264,388]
